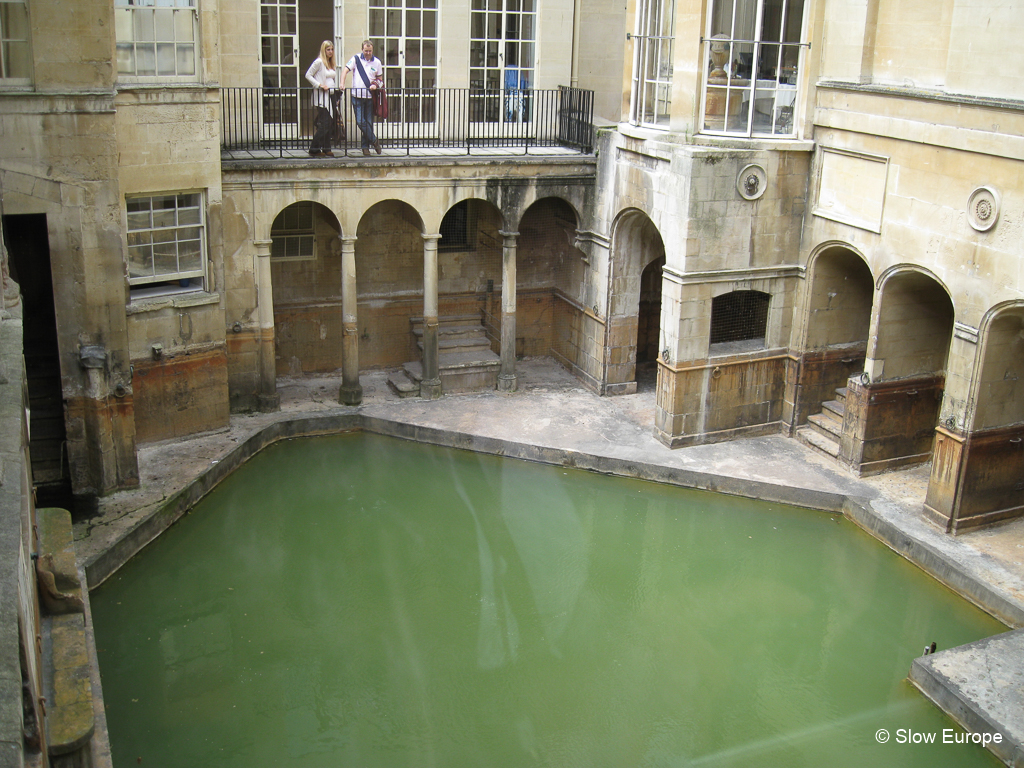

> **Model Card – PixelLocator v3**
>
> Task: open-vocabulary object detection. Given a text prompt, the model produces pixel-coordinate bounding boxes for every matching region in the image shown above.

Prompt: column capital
[499,230,520,241]
[340,234,358,245]
[422,233,442,245]
[254,239,273,257]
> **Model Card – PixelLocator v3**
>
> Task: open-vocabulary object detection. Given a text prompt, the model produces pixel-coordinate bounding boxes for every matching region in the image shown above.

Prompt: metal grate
[709,290,770,345]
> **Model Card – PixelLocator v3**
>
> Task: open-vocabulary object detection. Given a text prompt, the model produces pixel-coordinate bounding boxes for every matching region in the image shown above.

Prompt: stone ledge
[37,509,95,760]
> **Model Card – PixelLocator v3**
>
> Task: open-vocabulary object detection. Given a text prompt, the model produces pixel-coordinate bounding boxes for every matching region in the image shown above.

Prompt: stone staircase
[797,386,847,459]
[387,314,500,397]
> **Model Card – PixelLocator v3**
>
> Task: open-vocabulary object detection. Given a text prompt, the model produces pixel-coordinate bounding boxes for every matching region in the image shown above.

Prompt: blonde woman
[305,40,338,157]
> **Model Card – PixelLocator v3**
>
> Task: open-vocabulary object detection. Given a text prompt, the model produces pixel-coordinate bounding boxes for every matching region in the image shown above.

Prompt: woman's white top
[305,58,337,114]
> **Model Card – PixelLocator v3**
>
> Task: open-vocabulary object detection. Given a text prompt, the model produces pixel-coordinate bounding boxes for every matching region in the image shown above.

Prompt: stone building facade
[1,0,1022,525]
[2,0,1024,762]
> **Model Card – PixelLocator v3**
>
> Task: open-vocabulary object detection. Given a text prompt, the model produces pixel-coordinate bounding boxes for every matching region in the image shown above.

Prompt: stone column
[254,239,280,411]
[498,230,519,392]
[339,235,363,405]
[420,234,443,399]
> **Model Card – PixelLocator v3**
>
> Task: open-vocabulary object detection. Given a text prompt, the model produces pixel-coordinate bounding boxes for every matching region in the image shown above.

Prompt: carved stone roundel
[737,164,767,201]
[967,186,1000,231]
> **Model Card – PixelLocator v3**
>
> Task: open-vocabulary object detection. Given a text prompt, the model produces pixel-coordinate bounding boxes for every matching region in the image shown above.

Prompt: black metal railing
[221,86,595,157]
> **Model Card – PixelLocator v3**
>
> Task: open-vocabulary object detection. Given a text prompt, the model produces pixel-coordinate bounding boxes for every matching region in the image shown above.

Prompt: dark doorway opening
[636,255,665,391]
[3,214,72,508]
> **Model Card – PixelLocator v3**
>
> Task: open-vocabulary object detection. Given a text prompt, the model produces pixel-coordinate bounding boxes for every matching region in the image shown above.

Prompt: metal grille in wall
[709,290,770,345]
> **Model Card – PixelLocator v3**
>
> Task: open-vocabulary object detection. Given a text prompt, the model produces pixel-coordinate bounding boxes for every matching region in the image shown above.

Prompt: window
[0,0,31,82]
[370,0,438,123]
[470,0,535,122]
[115,0,197,78]
[439,201,477,252]
[629,0,675,128]
[709,290,770,350]
[700,0,805,136]
[270,202,316,262]
[126,193,206,296]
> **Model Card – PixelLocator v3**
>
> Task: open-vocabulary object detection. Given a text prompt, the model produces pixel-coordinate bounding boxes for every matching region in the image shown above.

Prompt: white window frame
[0,0,32,84]
[699,0,806,137]
[126,192,207,298]
[114,0,199,81]
[629,0,675,128]
[270,202,317,263]
[467,0,537,125]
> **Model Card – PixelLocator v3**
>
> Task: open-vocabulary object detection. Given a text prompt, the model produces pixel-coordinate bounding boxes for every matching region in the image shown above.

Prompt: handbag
[373,85,389,120]
[330,91,346,144]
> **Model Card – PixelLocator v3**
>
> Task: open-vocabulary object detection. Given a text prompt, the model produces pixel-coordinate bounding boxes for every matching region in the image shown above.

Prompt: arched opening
[636,255,665,389]
[437,198,503,349]
[794,245,875,432]
[842,270,954,475]
[355,200,425,370]
[270,201,342,375]
[607,209,666,395]
[517,197,584,363]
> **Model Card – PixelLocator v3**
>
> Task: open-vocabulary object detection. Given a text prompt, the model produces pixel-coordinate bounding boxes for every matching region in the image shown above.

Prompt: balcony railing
[221,86,595,157]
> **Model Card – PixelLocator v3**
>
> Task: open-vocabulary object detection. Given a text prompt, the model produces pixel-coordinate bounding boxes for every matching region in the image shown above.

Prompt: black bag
[330,92,346,144]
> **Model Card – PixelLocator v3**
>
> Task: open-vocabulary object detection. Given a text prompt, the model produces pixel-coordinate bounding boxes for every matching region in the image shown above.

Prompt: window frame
[126,191,208,299]
[698,0,806,138]
[629,0,675,129]
[270,202,317,263]
[114,0,199,82]
[0,0,32,84]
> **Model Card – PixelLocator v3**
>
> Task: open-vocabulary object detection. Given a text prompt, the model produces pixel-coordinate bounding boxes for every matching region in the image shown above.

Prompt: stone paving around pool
[73,357,1024,765]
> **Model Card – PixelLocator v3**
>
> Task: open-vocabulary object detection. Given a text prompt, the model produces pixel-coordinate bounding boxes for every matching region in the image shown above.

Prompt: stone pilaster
[498,230,519,392]
[420,234,442,399]
[339,235,363,405]
[254,239,280,411]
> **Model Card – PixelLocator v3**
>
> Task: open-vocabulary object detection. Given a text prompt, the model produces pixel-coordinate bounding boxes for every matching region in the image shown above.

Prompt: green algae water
[92,433,1006,768]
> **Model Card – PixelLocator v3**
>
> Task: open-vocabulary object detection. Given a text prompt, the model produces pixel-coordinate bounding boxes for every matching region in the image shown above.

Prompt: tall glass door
[370,0,438,123]
[261,0,300,137]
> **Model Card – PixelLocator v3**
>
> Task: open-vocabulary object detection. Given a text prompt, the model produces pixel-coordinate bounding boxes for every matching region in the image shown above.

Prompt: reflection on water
[92,434,1005,767]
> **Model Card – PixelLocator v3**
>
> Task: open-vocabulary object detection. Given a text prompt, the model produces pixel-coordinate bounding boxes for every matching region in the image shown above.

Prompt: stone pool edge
[79,412,1024,767]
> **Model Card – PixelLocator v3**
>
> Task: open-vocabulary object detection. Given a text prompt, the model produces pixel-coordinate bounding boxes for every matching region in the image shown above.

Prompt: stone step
[386,369,420,398]
[413,323,489,340]
[808,411,842,439]
[401,350,501,394]
[418,335,493,355]
[835,386,848,403]
[797,425,841,458]
[821,398,845,421]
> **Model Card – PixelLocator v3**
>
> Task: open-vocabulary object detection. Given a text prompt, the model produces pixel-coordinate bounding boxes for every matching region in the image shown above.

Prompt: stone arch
[269,201,343,375]
[515,196,585,361]
[793,242,875,426]
[839,267,954,475]
[872,267,953,382]
[355,199,427,370]
[974,304,1024,430]
[606,208,666,394]
[926,302,1024,531]
[805,243,874,351]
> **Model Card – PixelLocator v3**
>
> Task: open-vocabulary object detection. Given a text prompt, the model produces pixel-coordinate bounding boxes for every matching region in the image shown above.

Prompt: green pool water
[91,433,1006,767]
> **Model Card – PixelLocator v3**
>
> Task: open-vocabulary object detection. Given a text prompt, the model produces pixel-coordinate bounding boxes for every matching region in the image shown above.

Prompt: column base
[338,384,363,406]
[497,373,517,392]
[257,392,281,412]
[419,378,442,400]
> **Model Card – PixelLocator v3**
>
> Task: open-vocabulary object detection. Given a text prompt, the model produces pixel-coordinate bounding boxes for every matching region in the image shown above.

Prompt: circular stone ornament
[967,186,1000,231]
[737,164,767,201]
